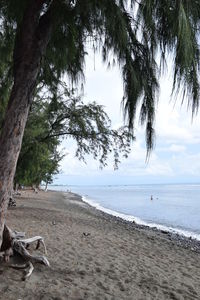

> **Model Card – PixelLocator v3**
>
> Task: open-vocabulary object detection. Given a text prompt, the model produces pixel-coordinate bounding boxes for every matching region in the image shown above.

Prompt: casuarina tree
[0,0,200,266]
[14,88,132,188]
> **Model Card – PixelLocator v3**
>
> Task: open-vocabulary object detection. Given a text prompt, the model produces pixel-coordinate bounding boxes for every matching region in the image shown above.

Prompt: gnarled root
[1,225,49,280]
[12,239,49,266]
[10,261,34,280]
[18,236,47,254]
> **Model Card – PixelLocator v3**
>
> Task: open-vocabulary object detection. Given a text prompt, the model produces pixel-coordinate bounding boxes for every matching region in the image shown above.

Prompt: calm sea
[50,184,200,240]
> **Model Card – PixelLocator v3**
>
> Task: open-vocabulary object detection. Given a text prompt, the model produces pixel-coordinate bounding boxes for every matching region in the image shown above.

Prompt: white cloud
[169,152,200,176]
[157,144,186,153]
[155,77,200,145]
[55,52,200,184]
[168,144,186,152]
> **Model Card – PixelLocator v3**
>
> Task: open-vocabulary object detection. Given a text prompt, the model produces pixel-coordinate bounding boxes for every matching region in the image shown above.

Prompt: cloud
[155,78,200,145]
[157,144,186,153]
[55,52,200,184]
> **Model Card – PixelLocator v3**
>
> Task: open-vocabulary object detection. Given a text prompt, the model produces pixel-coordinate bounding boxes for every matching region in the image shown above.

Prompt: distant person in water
[151,195,153,201]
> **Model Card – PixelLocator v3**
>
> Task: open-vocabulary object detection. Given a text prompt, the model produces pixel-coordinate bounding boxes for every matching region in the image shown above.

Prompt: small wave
[82,196,200,241]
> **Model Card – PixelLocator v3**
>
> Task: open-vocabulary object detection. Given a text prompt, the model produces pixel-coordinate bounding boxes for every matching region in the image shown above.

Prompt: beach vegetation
[14,84,132,188]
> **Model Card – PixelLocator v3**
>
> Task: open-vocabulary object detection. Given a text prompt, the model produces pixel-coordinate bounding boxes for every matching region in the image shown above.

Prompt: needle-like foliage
[15,86,133,186]
[0,0,200,158]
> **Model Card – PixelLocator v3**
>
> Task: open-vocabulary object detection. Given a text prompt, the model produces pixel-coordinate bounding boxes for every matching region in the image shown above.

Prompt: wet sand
[0,190,200,300]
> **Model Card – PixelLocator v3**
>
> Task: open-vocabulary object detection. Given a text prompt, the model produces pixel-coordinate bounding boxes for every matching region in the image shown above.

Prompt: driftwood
[1,225,49,280]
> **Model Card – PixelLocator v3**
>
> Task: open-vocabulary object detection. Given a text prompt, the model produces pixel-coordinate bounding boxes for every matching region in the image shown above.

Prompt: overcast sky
[53,52,200,186]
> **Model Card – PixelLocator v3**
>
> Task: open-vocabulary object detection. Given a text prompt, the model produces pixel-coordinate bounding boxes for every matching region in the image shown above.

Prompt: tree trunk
[45,181,48,192]
[0,0,53,249]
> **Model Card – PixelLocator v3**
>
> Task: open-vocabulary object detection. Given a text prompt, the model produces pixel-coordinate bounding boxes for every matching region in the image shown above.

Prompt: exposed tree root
[0,225,49,280]
[10,261,34,281]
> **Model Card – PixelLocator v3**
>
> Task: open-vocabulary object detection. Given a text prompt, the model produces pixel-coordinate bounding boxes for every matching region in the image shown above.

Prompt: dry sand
[0,190,200,300]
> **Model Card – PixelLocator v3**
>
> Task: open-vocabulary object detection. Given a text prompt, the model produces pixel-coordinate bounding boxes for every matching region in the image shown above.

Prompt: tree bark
[0,0,53,249]
[45,181,48,191]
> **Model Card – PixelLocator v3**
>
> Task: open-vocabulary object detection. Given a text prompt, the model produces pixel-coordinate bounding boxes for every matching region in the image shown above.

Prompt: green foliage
[42,84,133,169]
[0,8,14,126]
[36,0,200,155]
[0,0,200,159]
[137,0,200,114]
[14,100,63,186]
[14,85,133,186]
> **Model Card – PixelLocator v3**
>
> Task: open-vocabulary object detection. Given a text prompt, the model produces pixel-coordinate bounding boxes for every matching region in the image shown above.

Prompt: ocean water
[50,184,200,240]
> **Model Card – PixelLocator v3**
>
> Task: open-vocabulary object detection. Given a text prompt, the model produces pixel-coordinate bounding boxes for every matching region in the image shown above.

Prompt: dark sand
[0,190,200,300]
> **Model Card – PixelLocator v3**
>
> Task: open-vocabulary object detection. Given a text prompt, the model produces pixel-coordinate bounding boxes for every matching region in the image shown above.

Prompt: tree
[0,0,200,261]
[15,87,132,188]
[14,98,63,188]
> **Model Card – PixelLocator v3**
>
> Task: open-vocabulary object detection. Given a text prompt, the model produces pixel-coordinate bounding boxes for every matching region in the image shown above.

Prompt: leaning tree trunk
[0,0,53,250]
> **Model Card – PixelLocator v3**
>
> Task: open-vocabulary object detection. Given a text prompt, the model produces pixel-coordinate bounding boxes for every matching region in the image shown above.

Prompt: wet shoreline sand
[1,190,200,299]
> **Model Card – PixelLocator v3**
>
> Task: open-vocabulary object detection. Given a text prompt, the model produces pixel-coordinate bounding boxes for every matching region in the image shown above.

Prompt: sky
[53,52,200,186]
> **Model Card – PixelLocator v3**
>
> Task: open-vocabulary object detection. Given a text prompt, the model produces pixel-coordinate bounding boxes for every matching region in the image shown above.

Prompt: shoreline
[81,194,200,241]
[68,191,200,254]
[1,189,200,299]
[50,184,200,242]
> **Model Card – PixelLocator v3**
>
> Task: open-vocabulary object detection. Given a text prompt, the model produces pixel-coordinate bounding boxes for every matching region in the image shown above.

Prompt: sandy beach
[0,190,200,299]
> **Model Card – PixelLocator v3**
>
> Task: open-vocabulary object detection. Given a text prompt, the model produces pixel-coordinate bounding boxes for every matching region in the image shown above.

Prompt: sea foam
[82,195,200,242]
